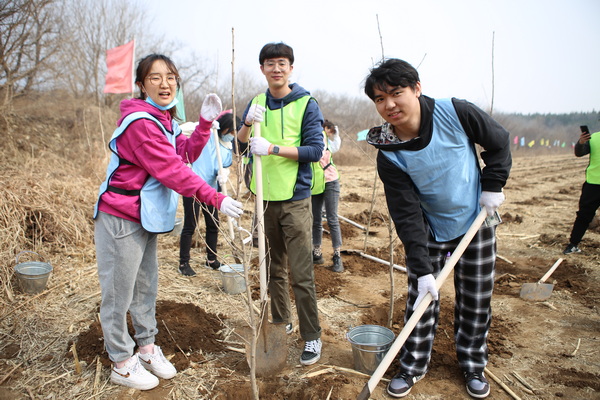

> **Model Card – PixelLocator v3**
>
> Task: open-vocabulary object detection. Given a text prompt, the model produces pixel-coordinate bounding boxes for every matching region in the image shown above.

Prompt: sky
[145,0,599,115]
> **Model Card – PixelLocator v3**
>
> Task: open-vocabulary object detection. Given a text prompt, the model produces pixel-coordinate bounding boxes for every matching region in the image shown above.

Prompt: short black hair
[364,58,420,100]
[216,113,241,135]
[259,42,294,65]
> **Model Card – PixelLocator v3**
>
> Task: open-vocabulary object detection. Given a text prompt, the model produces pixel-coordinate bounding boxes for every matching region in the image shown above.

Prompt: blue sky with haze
[147,0,599,115]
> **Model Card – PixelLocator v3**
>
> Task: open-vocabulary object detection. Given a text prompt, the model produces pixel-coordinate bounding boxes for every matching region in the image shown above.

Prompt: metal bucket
[347,325,395,374]
[220,264,246,295]
[170,217,183,236]
[14,251,53,294]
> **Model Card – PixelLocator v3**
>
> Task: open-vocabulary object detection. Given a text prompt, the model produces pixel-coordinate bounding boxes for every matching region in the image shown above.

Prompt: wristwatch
[271,145,280,155]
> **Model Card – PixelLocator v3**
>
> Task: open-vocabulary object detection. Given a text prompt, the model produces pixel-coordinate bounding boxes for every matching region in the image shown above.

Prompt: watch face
[273,145,280,154]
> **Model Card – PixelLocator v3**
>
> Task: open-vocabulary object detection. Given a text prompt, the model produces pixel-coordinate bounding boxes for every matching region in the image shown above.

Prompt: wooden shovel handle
[358,208,488,400]
[538,258,564,284]
[253,121,268,302]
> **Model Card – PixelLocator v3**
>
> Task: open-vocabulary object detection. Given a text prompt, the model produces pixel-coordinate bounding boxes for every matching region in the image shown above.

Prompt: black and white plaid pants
[399,224,496,375]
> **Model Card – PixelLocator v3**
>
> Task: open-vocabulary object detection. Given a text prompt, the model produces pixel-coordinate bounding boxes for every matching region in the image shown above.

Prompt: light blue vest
[94,112,181,234]
[382,99,481,241]
[191,134,233,189]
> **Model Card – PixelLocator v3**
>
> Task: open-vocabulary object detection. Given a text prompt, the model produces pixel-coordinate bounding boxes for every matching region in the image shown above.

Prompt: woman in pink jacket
[94,54,242,390]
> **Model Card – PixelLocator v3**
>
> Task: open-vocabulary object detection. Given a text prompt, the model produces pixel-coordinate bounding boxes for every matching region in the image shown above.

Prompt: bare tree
[0,0,62,111]
[57,0,153,101]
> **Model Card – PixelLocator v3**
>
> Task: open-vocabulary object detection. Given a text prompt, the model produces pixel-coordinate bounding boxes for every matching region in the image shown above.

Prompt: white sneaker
[138,345,177,379]
[111,355,159,390]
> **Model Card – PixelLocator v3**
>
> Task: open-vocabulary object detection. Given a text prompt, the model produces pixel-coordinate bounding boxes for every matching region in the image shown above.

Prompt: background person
[363,58,511,399]
[178,111,240,275]
[93,54,242,391]
[563,127,600,254]
[237,42,324,365]
[311,119,343,272]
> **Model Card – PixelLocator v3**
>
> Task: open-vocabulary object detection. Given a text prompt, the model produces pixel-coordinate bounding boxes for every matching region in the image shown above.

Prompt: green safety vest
[587,132,600,184]
[249,93,311,201]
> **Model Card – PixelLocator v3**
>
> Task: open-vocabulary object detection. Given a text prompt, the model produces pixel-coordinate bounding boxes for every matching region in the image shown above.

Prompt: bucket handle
[16,251,44,264]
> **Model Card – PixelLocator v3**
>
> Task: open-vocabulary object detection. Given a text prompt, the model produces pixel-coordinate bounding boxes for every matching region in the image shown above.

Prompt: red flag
[104,40,134,93]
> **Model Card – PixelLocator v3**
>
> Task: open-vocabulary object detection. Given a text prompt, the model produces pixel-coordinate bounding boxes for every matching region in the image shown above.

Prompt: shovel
[520,258,563,301]
[246,120,287,377]
[357,208,489,400]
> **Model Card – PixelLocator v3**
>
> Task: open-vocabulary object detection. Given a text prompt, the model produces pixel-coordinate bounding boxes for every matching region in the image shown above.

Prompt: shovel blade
[520,282,554,301]
[245,321,288,377]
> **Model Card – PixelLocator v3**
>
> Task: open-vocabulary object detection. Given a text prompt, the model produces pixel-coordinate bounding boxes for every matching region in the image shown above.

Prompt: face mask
[221,134,234,143]
[145,94,179,111]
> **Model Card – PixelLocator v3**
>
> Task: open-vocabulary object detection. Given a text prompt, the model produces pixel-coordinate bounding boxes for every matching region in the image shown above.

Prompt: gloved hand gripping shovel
[357,208,489,400]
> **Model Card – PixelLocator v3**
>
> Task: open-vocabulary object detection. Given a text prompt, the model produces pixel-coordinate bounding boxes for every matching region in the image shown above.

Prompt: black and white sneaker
[387,372,425,398]
[563,244,582,255]
[465,371,490,398]
[300,338,321,366]
[313,251,324,265]
[285,323,293,334]
[178,262,196,276]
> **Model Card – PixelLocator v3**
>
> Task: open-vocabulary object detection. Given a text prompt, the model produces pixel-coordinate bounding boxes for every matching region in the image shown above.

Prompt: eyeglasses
[263,60,290,70]
[146,74,179,86]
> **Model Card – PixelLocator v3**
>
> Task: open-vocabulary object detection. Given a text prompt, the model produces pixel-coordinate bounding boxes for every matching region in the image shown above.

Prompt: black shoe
[205,259,221,270]
[178,262,196,276]
[313,251,324,265]
[464,371,490,398]
[387,372,425,398]
[300,339,322,366]
[332,254,344,272]
[563,243,582,254]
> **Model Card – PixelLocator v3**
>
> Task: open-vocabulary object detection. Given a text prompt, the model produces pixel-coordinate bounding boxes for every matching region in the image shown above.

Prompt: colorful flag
[513,136,518,145]
[528,140,535,148]
[520,137,525,147]
[104,40,134,94]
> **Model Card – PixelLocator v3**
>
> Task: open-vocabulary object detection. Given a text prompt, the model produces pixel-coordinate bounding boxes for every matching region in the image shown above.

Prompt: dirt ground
[1,153,599,400]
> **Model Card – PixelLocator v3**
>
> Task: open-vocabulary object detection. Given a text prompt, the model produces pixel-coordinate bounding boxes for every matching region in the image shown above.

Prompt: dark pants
[400,225,496,375]
[179,196,219,264]
[568,182,600,246]
[264,197,321,342]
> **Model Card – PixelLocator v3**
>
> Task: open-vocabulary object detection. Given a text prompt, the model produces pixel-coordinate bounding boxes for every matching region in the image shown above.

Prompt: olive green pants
[264,197,321,341]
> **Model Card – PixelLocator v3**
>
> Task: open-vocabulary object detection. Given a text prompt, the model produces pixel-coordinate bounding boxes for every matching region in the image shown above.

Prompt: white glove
[334,125,340,135]
[245,104,266,125]
[220,196,243,218]
[415,274,438,307]
[249,136,272,156]
[217,168,230,185]
[211,120,220,131]
[200,93,222,121]
[479,191,505,216]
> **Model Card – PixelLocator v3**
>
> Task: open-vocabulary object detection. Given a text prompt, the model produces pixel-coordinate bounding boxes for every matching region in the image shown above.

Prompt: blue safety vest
[381,99,481,241]
[94,112,180,233]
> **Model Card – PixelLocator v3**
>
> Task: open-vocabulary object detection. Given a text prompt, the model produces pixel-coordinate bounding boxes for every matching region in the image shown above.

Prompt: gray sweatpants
[94,211,159,363]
